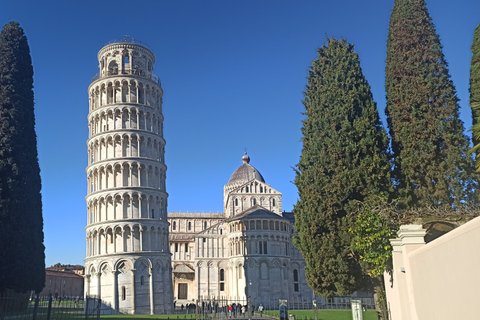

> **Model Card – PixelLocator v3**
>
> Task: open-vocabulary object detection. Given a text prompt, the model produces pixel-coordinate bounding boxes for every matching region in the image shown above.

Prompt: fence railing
[175,297,376,319]
[91,70,162,85]
[0,292,100,320]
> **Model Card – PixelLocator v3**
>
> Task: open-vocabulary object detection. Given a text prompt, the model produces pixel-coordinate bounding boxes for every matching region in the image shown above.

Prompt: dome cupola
[226,152,265,187]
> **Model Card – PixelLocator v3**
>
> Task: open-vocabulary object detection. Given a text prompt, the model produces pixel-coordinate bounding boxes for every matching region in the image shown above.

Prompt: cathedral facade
[169,153,313,308]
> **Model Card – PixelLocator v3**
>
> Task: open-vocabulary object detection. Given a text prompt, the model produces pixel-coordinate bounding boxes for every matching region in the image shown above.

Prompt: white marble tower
[84,38,173,315]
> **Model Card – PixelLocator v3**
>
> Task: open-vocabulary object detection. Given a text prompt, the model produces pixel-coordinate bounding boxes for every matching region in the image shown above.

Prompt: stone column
[85,274,91,298]
[104,232,108,254]
[122,229,126,252]
[131,228,135,251]
[149,267,154,314]
[113,231,117,253]
[131,269,136,314]
[112,270,118,311]
[130,197,133,219]
[97,272,101,298]
[196,263,201,300]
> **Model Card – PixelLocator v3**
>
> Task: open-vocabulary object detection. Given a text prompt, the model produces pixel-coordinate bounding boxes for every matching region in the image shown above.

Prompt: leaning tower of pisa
[84,38,173,315]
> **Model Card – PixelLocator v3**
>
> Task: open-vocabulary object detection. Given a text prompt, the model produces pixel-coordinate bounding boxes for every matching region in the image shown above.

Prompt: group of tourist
[174,301,265,318]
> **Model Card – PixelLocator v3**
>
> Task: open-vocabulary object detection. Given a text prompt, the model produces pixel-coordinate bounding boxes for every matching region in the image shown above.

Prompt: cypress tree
[294,38,392,297]
[470,23,480,168]
[0,21,45,293]
[385,0,475,208]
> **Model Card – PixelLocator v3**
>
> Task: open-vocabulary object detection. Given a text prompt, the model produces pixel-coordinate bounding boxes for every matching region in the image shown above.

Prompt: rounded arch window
[220,269,225,281]
[219,269,225,291]
[253,198,257,205]
[172,221,176,230]
[108,60,119,75]
[188,222,192,230]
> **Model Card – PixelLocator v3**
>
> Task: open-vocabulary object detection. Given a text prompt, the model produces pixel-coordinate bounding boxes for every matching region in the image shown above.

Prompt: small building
[39,270,84,298]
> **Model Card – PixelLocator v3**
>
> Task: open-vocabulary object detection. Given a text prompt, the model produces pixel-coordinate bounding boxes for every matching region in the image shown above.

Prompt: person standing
[258,304,263,317]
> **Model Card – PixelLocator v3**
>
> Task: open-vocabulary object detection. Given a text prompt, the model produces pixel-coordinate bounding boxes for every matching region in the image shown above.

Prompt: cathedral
[84,38,312,315]
[169,152,313,308]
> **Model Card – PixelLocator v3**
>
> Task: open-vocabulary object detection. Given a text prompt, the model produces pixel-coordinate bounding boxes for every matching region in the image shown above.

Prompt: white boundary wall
[385,217,480,320]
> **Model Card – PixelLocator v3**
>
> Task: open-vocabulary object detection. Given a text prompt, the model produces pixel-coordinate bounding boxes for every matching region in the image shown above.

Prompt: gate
[85,296,101,320]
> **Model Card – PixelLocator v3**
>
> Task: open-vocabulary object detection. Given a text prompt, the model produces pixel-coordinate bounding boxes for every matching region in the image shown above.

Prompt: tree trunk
[373,277,389,320]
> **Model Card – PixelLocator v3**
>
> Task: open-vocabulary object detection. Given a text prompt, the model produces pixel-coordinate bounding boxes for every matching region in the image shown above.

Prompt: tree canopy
[385,0,476,208]
[0,21,45,293]
[470,23,480,169]
[294,37,391,298]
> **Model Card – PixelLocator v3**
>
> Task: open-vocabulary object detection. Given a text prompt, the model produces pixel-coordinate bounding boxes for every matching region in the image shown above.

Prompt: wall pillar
[385,224,426,320]
[149,267,154,315]
[131,269,136,314]
[112,270,118,311]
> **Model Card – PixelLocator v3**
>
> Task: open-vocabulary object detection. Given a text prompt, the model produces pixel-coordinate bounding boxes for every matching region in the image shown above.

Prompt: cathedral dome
[226,152,265,187]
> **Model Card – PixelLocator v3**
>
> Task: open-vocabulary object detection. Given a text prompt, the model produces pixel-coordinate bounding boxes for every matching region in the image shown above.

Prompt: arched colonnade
[87,192,166,224]
[88,133,164,165]
[88,106,163,137]
[86,223,169,256]
[87,161,166,193]
[89,78,162,112]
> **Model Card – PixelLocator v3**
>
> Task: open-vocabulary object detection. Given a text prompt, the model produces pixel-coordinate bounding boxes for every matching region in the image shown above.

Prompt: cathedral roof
[227,205,288,221]
[226,152,265,187]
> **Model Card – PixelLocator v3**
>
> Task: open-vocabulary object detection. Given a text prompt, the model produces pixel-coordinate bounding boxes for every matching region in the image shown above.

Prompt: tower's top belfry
[92,36,161,87]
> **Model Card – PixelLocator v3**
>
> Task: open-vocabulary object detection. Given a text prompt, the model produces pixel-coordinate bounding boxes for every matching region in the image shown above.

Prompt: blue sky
[1,0,479,267]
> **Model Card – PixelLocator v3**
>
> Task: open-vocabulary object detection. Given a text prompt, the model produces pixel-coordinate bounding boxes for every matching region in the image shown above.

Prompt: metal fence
[178,297,376,319]
[190,299,250,320]
[0,292,100,320]
[186,298,375,313]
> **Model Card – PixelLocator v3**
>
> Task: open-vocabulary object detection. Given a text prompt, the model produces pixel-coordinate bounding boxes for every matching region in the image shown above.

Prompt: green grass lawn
[101,315,197,320]
[4,308,377,320]
[98,310,379,320]
[262,309,378,320]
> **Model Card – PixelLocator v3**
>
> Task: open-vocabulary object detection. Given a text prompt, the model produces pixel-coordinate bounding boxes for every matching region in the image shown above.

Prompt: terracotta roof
[46,270,84,279]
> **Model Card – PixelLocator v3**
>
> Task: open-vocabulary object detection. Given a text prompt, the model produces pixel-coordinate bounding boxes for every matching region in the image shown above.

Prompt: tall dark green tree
[0,21,45,293]
[385,0,475,208]
[470,23,480,168]
[294,38,392,298]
